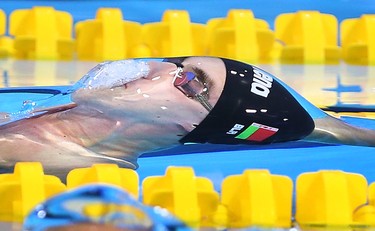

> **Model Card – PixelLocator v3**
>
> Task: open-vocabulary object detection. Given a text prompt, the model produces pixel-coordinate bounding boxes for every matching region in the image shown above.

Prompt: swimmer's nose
[145,61,178,79]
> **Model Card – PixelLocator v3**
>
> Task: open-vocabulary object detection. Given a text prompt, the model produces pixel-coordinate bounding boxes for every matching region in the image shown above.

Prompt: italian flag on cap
[235,122,279,142]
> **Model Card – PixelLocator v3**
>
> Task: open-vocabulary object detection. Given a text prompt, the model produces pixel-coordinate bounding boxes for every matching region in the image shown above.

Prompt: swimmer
[0,57,374,177]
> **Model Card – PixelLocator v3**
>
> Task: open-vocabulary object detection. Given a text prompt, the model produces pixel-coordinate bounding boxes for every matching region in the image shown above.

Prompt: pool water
[1,59,375,183]
[0,59,375,179]
[1,60,375,230]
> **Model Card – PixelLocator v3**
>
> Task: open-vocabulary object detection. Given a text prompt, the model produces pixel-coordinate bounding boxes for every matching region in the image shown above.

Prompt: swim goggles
[23,184,190,231]
[171,66,212,112]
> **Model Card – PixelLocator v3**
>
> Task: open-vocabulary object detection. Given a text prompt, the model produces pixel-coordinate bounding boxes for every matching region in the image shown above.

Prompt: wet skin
[0,56,375,178]
[2,57,374,231]
[0,57,226,177]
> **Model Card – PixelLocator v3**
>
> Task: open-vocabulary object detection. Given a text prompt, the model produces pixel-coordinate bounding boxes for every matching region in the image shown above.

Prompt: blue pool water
[1,0,375,228]
[1,61,375,183]
[1,84,375,189]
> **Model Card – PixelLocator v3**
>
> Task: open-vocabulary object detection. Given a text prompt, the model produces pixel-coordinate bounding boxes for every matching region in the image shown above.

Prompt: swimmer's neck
[59,106,182,159]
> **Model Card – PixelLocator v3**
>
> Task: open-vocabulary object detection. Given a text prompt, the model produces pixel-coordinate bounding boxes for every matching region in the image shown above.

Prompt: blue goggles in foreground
[23,184,189,231]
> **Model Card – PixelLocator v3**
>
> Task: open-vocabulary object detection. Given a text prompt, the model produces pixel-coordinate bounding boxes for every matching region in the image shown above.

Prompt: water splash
[0,99,48,126]
[1,59,150,126]
[70,59,150,92]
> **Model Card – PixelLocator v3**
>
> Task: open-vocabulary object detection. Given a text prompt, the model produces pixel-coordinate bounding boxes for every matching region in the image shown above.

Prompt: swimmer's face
[72,57,226,133]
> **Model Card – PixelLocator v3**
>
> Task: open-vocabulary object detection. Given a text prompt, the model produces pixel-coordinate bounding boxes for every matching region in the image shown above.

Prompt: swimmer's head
[70,57,224,138]
[171,58,316,145]
[71,57,317,147]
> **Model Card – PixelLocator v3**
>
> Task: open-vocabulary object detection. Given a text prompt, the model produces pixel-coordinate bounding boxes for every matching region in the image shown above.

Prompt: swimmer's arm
[304,116,375,147]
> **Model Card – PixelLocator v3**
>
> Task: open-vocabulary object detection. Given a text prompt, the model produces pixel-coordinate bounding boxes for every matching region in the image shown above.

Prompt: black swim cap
[180,58,315,145]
